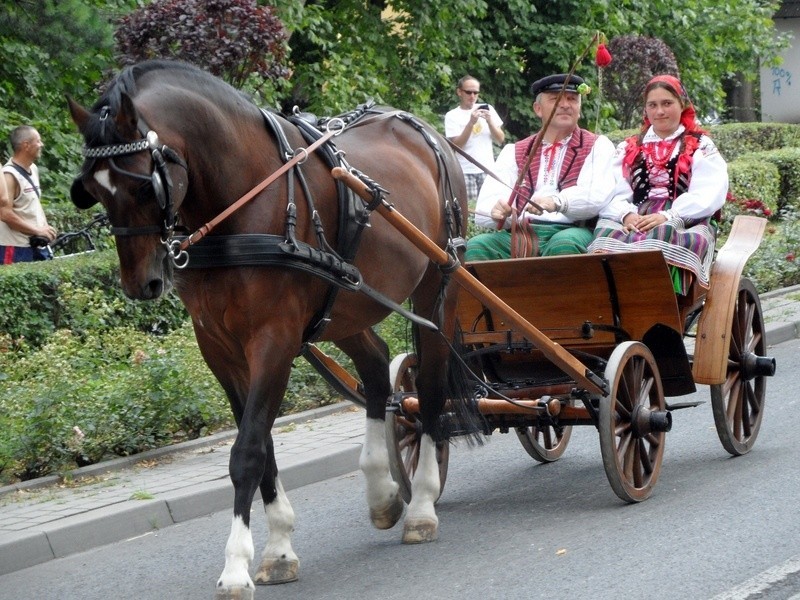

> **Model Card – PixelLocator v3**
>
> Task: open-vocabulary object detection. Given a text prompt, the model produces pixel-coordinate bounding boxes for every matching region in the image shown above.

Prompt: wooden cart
[306,178,776,504]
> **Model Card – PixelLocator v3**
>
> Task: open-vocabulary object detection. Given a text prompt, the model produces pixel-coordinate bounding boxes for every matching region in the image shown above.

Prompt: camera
[478,103,489,110]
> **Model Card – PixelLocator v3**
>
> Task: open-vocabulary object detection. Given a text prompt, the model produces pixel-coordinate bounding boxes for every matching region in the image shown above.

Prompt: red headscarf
[641,74,703,134]
[622,74,706,190]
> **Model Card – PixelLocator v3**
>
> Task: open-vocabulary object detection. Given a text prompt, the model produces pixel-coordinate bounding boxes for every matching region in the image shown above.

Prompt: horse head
[68,85,189,300]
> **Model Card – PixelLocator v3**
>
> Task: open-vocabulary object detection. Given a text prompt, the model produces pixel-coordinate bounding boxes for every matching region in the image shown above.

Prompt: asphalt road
[1,338,799,600]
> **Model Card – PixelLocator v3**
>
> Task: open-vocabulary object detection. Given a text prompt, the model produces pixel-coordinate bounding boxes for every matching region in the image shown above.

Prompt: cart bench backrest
[457,250,683,349]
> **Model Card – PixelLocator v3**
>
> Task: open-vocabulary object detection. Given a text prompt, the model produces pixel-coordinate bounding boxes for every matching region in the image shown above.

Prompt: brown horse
[68,60,468,599]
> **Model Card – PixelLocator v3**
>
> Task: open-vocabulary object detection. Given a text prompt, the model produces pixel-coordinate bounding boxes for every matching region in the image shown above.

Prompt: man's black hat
[530,74,585,97]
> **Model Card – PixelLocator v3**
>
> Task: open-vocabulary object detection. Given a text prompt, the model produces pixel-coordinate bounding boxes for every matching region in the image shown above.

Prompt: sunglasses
[461,90,480,95]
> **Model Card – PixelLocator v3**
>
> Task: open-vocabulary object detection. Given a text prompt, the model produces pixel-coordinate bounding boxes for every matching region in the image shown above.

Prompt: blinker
[70,177,99,209]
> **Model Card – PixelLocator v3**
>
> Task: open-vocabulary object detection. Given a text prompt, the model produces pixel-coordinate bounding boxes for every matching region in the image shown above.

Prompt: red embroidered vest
[513,128,598,212]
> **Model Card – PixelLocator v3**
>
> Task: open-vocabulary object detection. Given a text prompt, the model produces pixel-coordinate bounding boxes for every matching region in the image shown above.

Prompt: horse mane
[83,60,253,147]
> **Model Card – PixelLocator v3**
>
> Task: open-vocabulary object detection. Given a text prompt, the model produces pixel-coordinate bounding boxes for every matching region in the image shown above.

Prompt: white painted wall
[761,19,800,122]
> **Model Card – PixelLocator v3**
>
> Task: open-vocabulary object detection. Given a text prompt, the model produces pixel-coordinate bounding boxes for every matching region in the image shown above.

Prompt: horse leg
[253,464,299,584]
[337,330,404,530]
[215,350,296,599]
[401,333,445,543]
[402,276,460,544]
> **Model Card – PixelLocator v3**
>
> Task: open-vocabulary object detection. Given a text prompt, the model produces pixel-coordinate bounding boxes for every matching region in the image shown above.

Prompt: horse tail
[411,282,488,446]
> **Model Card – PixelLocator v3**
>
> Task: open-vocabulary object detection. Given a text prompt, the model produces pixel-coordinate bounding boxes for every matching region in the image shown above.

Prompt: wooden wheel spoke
[397,431,414,451]
[726,378,742,422]
[396,416,416,430]
[639,376,654,407]
[541,426,554,449]
[616,427,632,461]
[645,432,661,447]
[402,441,419,475]
[746,330,762,354]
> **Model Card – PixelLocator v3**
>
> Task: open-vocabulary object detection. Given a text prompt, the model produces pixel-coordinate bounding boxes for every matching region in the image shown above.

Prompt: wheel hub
[740,351,776,380]
[630,404,672,436]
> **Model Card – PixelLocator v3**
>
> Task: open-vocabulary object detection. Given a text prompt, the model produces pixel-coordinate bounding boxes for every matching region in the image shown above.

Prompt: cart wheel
[710,278,768,456]
[516,405,573,463]
[385,353,449,504]
[599,341,667,503]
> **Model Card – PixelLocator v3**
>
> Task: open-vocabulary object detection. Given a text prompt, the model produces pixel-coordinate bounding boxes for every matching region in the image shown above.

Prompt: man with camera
[1,125,56,264]
[445,75,505,205]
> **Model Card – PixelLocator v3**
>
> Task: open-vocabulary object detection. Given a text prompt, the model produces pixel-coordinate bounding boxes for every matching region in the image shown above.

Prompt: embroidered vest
[512,128,598,212]
[628,132,700,206]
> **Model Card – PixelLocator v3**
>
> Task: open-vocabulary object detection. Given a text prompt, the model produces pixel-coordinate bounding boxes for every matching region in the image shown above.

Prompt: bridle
[80,109,188,262]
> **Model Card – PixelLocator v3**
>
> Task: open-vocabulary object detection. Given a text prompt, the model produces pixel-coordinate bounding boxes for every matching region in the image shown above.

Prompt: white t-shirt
[444,106,503,174]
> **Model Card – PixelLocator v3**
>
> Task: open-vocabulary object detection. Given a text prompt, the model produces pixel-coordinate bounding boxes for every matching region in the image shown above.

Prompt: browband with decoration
[83,139,150,158]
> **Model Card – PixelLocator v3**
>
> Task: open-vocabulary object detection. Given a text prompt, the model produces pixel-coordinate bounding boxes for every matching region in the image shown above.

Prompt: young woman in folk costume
[588,74,729,295]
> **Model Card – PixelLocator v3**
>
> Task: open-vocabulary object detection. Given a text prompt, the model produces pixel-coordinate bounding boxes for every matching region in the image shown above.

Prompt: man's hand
[37,225,57,241]
[525,195,557,215]
[490,198,513,222]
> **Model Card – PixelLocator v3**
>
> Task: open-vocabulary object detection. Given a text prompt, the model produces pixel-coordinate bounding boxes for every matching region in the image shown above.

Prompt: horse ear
[66,95,91,132]
[116,92,140,138]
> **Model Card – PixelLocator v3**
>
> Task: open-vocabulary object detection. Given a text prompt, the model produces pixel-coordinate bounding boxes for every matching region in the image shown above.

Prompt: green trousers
[464,224,593,261]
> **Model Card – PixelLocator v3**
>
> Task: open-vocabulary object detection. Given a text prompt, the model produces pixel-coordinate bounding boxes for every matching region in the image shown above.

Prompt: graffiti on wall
[772,67,792,96]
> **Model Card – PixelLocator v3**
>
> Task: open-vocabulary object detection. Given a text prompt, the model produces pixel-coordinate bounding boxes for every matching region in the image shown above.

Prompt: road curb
[0,430,362,576]
[0,401,354,499]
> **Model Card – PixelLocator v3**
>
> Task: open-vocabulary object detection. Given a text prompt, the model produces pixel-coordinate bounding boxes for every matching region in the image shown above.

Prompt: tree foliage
[115,0,291,93]
[270,0,787,139]
[0,0,136,202]
[604,36,680,129]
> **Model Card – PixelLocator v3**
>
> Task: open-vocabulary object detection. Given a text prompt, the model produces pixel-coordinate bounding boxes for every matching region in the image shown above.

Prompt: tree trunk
[724,73,758,122]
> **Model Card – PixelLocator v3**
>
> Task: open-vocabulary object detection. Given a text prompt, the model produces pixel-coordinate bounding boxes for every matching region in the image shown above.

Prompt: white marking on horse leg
[403,433,439,543]
[360,417,404,529]
[254,477,299,585]
[93,168,116,196]
[215,515,255,597]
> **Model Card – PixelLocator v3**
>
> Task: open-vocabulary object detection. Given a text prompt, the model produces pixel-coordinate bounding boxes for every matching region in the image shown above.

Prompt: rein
[173,118,345,256]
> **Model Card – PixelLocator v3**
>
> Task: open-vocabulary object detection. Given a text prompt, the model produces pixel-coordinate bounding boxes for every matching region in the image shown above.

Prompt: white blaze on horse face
[216,515,255,591]
[93,168,116,196]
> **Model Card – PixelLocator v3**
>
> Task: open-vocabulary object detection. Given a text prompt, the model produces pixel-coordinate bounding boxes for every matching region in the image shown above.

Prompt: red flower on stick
[595,43,612,68]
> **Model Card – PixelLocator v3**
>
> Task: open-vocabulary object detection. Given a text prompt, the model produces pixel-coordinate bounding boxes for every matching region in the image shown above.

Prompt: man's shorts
[1,245,36,264]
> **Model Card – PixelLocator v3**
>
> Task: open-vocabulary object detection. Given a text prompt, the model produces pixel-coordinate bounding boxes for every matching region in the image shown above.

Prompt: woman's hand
[633,213,667,232]
[622,212,666,233]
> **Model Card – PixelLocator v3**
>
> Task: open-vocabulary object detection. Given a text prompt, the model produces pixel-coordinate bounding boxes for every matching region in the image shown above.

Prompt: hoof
[214,585,254,600]
[254,557,299,585]
[402,517,438,544]
[370,494,404,530]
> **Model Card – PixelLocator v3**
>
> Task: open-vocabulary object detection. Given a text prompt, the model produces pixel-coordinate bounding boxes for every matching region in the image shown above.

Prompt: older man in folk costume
[465,73,616,260]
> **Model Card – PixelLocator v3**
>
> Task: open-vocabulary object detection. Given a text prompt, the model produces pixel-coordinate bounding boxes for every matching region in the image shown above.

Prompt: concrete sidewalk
[1,284,799,576]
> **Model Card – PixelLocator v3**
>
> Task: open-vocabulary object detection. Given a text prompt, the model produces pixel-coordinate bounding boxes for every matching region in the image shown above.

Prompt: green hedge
[734,147,800,213]
[0,250,187,348]
[727,159,781,214]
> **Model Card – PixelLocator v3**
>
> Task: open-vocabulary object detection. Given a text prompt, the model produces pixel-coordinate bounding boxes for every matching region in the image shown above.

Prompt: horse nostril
[146,279,163,299]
